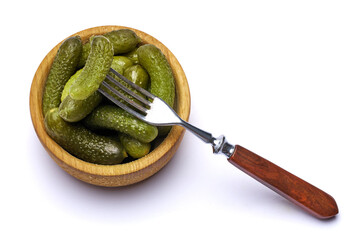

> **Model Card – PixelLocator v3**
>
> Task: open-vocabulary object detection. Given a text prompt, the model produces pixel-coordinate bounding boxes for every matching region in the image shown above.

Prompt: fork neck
[179,120,235,158]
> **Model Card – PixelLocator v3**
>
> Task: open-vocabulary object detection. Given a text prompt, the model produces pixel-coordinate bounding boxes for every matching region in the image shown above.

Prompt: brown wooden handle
[228,145,338,219]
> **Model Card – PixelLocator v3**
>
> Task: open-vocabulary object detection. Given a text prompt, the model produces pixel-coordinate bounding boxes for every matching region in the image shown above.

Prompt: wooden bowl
[29,25,190,187]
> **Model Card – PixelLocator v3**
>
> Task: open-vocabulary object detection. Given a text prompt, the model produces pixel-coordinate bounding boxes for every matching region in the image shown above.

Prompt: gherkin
[70,35,114,101]
[45,108,127,165]
[42,36,82,116]
[137,44,175,136]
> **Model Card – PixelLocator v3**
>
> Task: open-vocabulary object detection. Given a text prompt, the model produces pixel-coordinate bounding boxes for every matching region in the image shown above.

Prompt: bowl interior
[30,25,190,186]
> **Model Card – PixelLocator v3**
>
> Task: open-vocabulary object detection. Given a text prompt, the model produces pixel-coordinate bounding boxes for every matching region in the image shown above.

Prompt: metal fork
[98,68,338,219]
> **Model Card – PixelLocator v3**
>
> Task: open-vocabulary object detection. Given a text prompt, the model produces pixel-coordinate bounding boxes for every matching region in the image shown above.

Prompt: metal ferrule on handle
[179,120,234,158]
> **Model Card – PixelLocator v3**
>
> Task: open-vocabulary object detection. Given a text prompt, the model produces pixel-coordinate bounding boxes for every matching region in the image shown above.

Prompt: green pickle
[119,134,151,159]
[70,35,113,100]
[45,108,127,165]
[78,41,91,67]
[137,44,176,135]
[124,65,149,89]
[61,68,82,102]
[78,29,140,67]
[103,64,149,106]
[123,64,149,104]
[42,36,82,115]
[104,29,140,54]
[84,105,158,143]
[124,49,139,64]
[59,68,103,123]
[111,56,134,75]
[59,56,136,123]
[58,92,102,122]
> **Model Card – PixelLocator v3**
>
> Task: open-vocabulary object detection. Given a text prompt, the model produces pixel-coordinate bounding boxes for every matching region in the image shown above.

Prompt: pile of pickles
[42,29,175,165]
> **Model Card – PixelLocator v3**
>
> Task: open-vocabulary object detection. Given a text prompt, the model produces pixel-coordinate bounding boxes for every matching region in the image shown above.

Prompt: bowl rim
[30,25,190,177]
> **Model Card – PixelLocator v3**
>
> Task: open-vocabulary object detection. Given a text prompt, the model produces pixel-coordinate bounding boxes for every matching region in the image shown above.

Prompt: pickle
[84,105,158,143]
[100,63,149,109]
[111,56,134,75]
[59,56,134,122]
[42,36,82,115]
[58,92,102,122]
[78,29,140,67]
[124,49,139,64]
[44,108,127,165]
[61,68,82,101]
[104,29,140,54]
[62,56,132,102]
[106,64,149,105]
[123,65,149,90]
[122,64,149,104]
[70,35,113,100]
[137,44,175,135]
[78,41,91,67]
[59,68,102,123]
[119,134,151,158]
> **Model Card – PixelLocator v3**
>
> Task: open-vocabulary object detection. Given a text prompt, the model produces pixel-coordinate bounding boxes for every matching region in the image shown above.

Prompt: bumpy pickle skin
[119,133,151,159]
[78,29,141,67]
[42,36,82,116]
[44,108,127,165]
[62,55,132,102]
[137,44,176,135]
[104,29,141,54]
[83,105,158,143]
[69,35,114,100]
[59,68,102,122]
[111,56,134,75]
[59,56,135,123]
[61,68,82,101]
[58,92,102,122]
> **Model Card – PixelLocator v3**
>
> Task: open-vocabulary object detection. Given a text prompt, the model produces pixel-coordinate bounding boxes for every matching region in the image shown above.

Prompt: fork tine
[101,78,149,114]
[110,68,155,99]
[105,73,152,107]
[97,87,146,120]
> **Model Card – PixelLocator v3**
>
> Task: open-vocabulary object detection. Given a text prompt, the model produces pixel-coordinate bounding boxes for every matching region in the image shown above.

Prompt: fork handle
[228,145,338,219]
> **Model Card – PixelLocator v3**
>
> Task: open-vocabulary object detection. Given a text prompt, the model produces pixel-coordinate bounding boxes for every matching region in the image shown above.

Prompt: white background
[1,0,359,239]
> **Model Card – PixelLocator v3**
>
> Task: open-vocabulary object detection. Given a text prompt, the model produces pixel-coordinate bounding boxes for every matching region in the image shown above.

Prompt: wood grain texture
[228,145,338,219]
[30,25,191,187]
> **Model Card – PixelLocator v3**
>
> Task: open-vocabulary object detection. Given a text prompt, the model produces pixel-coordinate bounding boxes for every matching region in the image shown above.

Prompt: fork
[98,68,338,219]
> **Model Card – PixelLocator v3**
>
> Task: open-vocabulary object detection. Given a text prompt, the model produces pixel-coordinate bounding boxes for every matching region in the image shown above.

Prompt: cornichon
[59,69,101,123]
[137,44,176,135]
[61,56,132,102]
[122,64,149,104]
[61,68,82,102]
[119,134,151,159]
[111,56,134,75]
[69,35,113,100]
[104,64,149,106]
[83,105,158,143]
[58,92,102,122]
[78,29,140,67]
[42,36,82,115]
[58,55,134,122]
[58,56,134,122]
[123,64,149,90]
[124,48,139,64]
[44,108,127,165]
